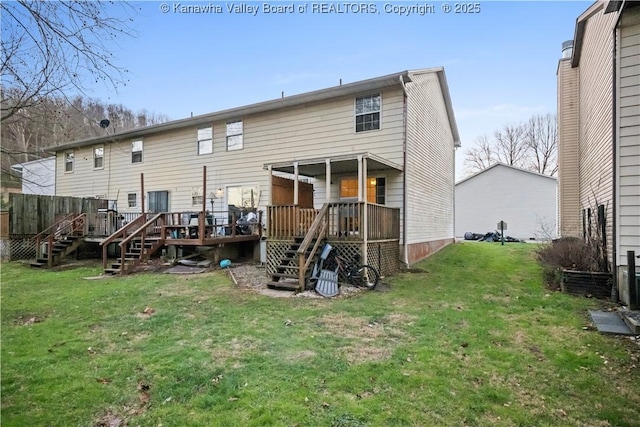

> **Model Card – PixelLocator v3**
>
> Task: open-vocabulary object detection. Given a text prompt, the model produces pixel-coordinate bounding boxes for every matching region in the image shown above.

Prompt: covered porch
[264,153,402,290]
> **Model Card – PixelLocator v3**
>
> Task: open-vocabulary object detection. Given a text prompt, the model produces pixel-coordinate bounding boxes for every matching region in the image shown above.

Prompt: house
[11,157,56,195]
[46,68,460,287]
[557,1,640,303]
[455,163,557,241]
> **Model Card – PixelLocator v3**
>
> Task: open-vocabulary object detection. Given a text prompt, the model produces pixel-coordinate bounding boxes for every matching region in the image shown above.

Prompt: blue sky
[90,0,591,179]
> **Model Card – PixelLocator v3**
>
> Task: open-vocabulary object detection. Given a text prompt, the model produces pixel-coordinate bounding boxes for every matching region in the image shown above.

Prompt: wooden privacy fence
[3,194,102,260]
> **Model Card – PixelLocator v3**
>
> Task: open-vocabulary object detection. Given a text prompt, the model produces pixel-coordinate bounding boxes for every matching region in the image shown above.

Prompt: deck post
[325,159,331,202]
[201,166,206,242]
[140,173,145,214]
[293,162,299,206]
[267,165,273,206]
[357,155,363,202]
[362,157,368,266]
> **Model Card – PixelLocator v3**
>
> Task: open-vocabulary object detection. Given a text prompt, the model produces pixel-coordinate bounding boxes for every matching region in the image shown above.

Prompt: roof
[455,162,557,186]
[10,156,56,172]
[47,68,461,151]
[570,0,640,68]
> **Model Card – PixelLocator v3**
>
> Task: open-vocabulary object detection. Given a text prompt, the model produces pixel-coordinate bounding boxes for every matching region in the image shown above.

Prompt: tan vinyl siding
[404,71,455,244]
[576,10,616,266]
[618,8,640,266]
[55,87,407,216]
[557,59,581,237]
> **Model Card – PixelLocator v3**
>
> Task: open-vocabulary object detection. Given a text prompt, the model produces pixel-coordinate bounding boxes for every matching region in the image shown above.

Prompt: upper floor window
[197,126,213,155]
[226,119,243,151]
[132,140,143,163]
[64,150,74,173]
[93,145,104,169]
[355,94,381,132]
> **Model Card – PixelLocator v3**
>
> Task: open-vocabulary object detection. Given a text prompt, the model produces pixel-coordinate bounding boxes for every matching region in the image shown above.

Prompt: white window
[227,185,259,210]
[64,150,74,173]
[197,126,213,155]
[127,193,137,208]
[132,140,143,163]
[226,120,243,151]
[191,187,203,206]
[339,176,386,204]
[93,145,104,169]
[355,94,381,132]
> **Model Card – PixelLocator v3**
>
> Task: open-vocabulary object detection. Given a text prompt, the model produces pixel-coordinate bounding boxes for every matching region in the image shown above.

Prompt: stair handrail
[34,213,86,263]
[100,214,147,269]
[296,203,329,287]
[118,212,164,273]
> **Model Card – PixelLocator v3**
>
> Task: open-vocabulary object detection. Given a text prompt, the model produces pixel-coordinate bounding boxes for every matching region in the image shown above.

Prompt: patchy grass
[1,242,639,426]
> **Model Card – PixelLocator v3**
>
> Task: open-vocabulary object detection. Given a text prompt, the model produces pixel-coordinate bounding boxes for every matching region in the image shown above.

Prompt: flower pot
[561,270,612,299]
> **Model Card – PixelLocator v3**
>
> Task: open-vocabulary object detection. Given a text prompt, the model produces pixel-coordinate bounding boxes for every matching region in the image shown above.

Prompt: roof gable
[456,163,557,186]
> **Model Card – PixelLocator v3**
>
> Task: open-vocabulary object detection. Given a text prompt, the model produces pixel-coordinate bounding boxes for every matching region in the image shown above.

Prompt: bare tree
[1,1,136,121]
[463,114,558,177]
[464,135,495,173]
[493,123,528,167]
[525,113,558,176]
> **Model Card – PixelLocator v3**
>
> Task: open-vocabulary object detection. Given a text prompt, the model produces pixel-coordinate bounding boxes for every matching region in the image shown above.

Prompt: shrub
[536,237,607,288]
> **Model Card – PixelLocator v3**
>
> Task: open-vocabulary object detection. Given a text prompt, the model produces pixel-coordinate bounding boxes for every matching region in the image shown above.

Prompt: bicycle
[325,251,380,290]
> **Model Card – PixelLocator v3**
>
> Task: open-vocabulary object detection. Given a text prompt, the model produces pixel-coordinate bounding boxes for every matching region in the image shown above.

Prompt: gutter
[399,75,409,266]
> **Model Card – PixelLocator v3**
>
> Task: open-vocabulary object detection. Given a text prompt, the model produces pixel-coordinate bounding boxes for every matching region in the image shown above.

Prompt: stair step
[104,268,120,275]
[30,261,45,268]
[267,281,302,291]
[271,272,298,280]
[36,258,49,263]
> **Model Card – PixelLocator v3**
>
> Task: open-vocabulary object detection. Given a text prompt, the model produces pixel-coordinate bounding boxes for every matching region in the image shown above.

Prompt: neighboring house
[46,68,461,279]
[557,1,640,302]
[11,157,56,195]
[455,163,557,241]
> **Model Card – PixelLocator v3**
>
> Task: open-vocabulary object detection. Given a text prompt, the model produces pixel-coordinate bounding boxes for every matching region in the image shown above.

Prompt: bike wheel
[351,265,380,290]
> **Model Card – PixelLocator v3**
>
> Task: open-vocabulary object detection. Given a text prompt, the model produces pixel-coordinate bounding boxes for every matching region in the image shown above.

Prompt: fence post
[628,251,638,310]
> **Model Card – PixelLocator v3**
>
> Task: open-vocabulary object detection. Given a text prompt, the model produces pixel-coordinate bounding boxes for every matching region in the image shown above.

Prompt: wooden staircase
[102,213,166,275]
[104,236,164,275]
[30,213,87,268]
[268,204,329,292]
[268,236,322,291]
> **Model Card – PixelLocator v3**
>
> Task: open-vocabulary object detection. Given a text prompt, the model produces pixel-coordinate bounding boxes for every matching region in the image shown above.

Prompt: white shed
[11,157,56,195]
[455,163,557,241]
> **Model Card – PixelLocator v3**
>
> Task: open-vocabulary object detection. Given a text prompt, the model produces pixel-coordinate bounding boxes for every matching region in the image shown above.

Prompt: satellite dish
[99,119,110,128]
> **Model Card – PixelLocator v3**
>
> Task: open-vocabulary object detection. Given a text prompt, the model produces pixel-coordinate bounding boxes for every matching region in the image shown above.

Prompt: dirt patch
[315,313,414,364]
[228,262,370,299]
[14,315,44,326]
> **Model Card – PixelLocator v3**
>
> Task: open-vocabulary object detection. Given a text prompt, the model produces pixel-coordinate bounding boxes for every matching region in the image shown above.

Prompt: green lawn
[1,242,638,426]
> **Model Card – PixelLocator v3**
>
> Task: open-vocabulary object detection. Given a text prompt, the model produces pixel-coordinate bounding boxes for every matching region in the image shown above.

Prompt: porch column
[362,157,368,265]
[357,155,363,202]
[325,159,331,202]
[267,165,273,205]
[293,162,299,206]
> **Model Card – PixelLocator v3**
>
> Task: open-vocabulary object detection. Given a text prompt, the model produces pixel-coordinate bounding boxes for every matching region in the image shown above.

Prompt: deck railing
[268,202,399,241]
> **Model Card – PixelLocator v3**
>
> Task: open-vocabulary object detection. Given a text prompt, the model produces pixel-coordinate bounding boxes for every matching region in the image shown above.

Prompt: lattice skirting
[323,239,400,278]
[266,240,294,276]
[5,236,37,261]
[266,239,399,279]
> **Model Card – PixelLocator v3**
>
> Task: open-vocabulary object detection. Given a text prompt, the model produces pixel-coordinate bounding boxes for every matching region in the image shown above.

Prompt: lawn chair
[310,243,339,297]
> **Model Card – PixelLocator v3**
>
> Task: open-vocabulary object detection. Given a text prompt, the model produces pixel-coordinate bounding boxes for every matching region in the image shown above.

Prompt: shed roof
[455,163,557,186]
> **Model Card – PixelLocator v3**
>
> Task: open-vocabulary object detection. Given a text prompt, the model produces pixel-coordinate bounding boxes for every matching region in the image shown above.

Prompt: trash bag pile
[464,230,522,243]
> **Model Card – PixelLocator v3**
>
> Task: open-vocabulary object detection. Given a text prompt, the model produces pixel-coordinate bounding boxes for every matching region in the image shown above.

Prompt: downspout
[399,75,409,266]
[610,1,626,300]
